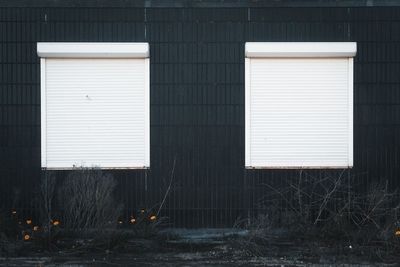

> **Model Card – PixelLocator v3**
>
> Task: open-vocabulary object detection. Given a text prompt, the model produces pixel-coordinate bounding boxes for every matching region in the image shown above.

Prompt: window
[38,43,150,169]
[245,42,356,168]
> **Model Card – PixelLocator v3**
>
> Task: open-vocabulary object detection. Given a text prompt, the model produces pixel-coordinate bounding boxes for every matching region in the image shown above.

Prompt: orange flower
[26,219,32,225]
[53,220,60,226]
[24,234,30,241]
[395,230,400,236]
[150,215,156,221]
[130,218,136,224]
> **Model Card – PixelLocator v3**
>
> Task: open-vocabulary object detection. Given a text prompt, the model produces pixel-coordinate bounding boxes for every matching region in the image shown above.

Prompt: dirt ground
[0,229,398,266]
[1,251,395,267]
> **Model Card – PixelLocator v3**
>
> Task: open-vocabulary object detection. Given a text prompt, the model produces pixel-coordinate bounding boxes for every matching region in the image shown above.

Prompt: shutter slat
[248,58,352,168]
[44,58,147,168]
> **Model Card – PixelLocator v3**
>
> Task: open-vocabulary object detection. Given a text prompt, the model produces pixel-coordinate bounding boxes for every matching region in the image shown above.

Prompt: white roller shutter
[245,42,356,168]
[39,43,150,169]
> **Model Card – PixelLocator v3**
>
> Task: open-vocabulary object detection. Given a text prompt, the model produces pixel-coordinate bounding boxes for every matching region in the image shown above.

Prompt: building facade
[1,0,400,227]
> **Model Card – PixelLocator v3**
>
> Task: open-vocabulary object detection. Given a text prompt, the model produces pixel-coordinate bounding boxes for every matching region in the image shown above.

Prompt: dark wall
[1,6,400,227]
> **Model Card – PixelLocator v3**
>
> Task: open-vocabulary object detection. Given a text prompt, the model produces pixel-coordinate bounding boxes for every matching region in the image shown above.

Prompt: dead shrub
[58,168,123,235]
[36,171,59,249]
[244,171,400,261]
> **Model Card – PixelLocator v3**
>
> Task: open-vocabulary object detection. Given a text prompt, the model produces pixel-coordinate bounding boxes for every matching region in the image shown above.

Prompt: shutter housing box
[245,42,356,169]
[38,43,150,169]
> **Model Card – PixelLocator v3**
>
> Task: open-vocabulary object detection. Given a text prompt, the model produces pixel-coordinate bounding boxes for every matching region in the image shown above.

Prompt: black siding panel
[0,6,399,227]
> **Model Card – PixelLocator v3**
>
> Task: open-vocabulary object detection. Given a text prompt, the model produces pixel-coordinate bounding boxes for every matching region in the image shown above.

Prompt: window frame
[38,42,150,170]
[245,42,356,169]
